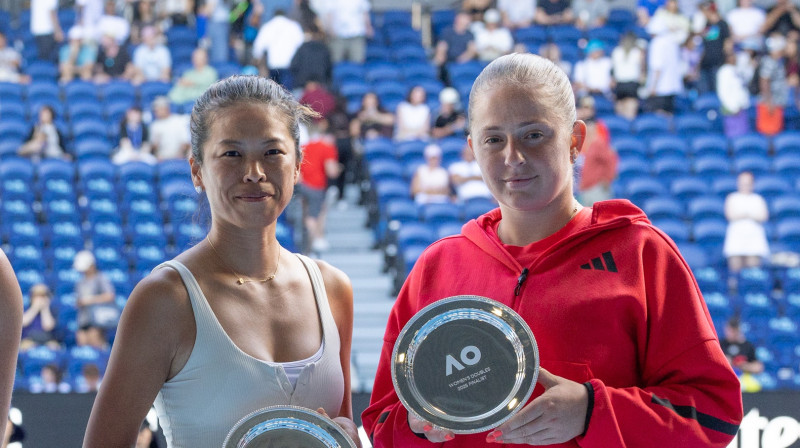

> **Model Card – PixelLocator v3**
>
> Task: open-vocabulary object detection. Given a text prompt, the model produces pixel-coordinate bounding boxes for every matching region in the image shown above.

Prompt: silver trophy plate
[222,406,357,448]
[392,295,539,434]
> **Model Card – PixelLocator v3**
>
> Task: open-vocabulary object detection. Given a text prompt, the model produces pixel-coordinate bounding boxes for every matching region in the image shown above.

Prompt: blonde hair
[468,53,576,132]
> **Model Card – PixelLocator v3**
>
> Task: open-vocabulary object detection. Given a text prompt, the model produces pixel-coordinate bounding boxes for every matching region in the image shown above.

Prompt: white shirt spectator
[573,56,614,93]
[449,159,493,201]
[72,0,104,40]
[133,44,172,81]
[497,0,537,26]
[150,114,191,160]
[252,15,305,70]
[394,102,431,141]
[647,33,684,95]
[717,62,750,114]
[322,0,370,38]
[611,46,644,83]
[31,0,58,35]
[0,45,22,83]
[726,5,766,41]
[474,26,514,61]
[96,12,130,44]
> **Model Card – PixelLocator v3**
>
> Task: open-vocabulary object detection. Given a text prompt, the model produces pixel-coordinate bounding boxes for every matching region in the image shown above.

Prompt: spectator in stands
[574,0,611,29]
[18,105,67,161]
[644,19,684,113]
[230,1,263,67]
[432,87,467,139]
[682,34,703,94]
[299,120,341,253]
[77,363,102,393]
[31,0,64,64]
[697,1,732,94]
[539,42,573,76]
[497,0,537,29]
[761,0,800,41]
[535,0,576,25]
[93,33,135,83]
[349,92,395,140]
[433,12,477,82]
[474,8,515,62]
[71,0,104,46]
[647,0,691,45]
[204,0,232,64]
[168,48,219,105]
[720,317,764,392]
[320,0,373,63]
[757,34,789,135]
[573,39,613,96]
[97,0,130,45]
[611,32,644,119]
[84,76,359,447]
[30,363,70,394]
[132,26,172,85]
[113,106,156,165]
[0,32,28,84]
[463,0,493,22]
[394,85,431,141]
[786,38,800,88]
[411,144,452,205]
[717,50,751,138]
[300,80,336,120]
[290,25,333,90]
[449,143,493,202]
[0,249,22,444]
[157,0,194,27]
[129,0,159,45]
[290,0,323,33]
[727,0,766,49]
[73,250,116,350]
[577,118,618,205]
[257,0,295,24]
[723,171,770,273]
[58,28,99,82]
[20,284,59,352]
[252,9,305,89]
[149,96,191,160]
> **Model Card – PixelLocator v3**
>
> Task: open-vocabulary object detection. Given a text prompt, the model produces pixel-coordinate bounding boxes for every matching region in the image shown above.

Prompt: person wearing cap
[474,9,514,62]
[132,25,172,85]
[20,284,59,351]
[411,144,452,205]
[572,39,613,96]
[432,87,467,139]
[0,249,22,444]
[73,250,117,349]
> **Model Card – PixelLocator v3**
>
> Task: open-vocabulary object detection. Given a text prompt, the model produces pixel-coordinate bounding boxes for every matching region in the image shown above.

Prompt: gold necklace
[206,236,281,285]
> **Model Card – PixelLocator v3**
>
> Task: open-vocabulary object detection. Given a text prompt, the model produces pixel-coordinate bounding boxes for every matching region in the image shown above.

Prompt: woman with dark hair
[394,85,431,141]
[18,105,66,160]
[84,76,359,447]
[349,92,395,140]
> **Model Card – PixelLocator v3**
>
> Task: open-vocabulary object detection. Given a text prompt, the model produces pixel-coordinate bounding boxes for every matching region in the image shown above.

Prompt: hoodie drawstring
[515,268,529,296]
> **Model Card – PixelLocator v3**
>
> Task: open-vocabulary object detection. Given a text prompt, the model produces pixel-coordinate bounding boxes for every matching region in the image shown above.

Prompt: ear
[467,134,474,152]
[189,156,203,190]
[571,120,588,161]
[294,161,301,185]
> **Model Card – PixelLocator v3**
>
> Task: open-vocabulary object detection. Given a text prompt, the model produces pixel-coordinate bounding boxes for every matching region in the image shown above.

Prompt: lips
[236,192,273,200]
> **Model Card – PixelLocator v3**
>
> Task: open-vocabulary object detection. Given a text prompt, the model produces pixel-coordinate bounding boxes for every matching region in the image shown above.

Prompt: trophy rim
[222,405,357,448]
[391,295,539,434]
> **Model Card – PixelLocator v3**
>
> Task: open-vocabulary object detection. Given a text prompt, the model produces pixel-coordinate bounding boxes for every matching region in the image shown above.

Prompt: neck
[497,196,580,246]
[207,224,281,277]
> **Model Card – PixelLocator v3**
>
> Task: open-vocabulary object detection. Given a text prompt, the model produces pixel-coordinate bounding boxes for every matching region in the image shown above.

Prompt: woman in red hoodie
[363,53,742,447]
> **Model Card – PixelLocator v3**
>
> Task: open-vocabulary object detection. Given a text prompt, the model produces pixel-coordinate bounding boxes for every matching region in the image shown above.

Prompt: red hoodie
[363,200,742,447]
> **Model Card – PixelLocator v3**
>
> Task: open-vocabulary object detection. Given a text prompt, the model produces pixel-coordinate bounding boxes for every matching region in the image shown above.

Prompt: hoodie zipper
[514,268,529,296]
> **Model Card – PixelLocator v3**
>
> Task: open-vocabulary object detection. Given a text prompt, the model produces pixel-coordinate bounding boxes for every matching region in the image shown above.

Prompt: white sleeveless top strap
[152,254,344,448]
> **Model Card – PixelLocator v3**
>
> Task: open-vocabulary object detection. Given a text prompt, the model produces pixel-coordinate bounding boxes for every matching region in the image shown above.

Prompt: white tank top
[152,254,344,448]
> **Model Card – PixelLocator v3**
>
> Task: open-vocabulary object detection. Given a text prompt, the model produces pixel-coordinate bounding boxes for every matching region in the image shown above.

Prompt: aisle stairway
[317,186,395,395]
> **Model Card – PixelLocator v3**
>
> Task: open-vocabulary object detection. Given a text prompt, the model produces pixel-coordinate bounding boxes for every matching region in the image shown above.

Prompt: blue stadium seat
[463,197,496,220]
[606,9,636,29]
[66,346,109,380]
[173,222,207,251]
[0,118,31,142]
[653,156,690,179]
[674,113,715,137]
[161,181,199,222]
[632,114,671,138]
[651,218,691,243]
[63,80,99,103]
[386,199,419,224]
[3,221,42,247]
[670,176,708,202]
[24,62,59,81]
[156,159,191,185]
[0,100,26,122]
[772,195,800,220]
[693,219,727,248]
[165,26,197,47]
[547,25,582,44]
[734,155,771,176]
[690,133,728,158]
[693,93,721,114]
[693,156,731,177]
[731,133,769,158]
[375,179,412,206]
[138,81,172,105]
[385,27,422,47]
[78,159,116,199]
[0,82,24,102]
[100,80,136,103]
[773,154,800,179]
[643,196,684,220]
[71,118,108,141]
[67,101,104,123]
[513,26,547,46]
[420,202,461,226]
[446,61,484,83]
[776,218,800,249]
[625,177,667,204]
[20,346,66,377]
[43,198,80,223]
[73,138,113,161]
[401,62,438,82]
[737,267,773,295]
[651,135,689,159]
[773,131,800,157]
[711,175,737,198]
[694,266,725,293]
[617,158,650,184]
[754,175,792,201]
[393,45,428,63]
[437,222,463,239]
[687,196,725,221]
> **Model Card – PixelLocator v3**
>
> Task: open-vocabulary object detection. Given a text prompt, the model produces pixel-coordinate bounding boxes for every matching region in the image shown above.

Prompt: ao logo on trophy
[446,345,482,376]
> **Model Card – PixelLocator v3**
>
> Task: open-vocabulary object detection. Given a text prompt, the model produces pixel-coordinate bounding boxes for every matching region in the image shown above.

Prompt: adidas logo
[580,251,618,273]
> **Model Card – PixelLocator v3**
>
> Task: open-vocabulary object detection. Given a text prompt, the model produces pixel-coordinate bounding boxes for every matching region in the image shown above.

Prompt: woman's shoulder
[311,258,352,299]
[124,263,193,322]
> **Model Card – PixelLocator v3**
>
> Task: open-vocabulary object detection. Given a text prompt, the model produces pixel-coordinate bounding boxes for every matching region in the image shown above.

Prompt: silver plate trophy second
[222,406,357,448]
[391,295,539,434]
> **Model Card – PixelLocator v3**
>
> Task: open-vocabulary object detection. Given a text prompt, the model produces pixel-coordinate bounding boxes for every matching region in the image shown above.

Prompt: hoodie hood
[461,199,650,273]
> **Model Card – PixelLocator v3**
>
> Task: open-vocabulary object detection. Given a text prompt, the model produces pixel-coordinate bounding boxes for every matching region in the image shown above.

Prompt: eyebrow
[479,121,545,133]
[217,138,287,146]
